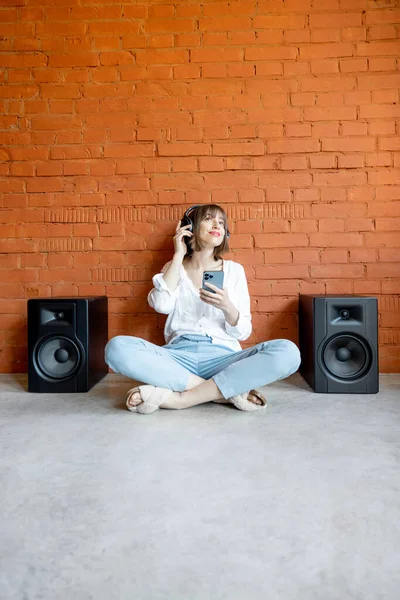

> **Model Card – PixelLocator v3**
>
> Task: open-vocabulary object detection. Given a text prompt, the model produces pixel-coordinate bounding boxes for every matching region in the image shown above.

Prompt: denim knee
[104,335,143,371]
[259,339,301,377]
[104,336,123,369]
[280,339,301,375]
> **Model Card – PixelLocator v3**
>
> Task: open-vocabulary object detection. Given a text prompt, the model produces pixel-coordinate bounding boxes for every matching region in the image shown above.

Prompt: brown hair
[185,204,230,260]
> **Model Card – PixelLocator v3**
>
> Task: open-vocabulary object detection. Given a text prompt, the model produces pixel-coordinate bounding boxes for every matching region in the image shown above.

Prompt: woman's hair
[185,204,230,260]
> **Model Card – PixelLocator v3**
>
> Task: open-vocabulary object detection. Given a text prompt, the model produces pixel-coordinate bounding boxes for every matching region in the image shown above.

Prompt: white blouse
[147,260,252,351]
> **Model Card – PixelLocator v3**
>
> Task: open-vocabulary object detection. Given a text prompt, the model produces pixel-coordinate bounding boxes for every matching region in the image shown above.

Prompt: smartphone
[202,271,224,293]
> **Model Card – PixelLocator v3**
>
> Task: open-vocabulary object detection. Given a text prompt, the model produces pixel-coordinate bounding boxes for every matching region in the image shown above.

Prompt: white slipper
[228,388,267,412]
[125,385,173,414]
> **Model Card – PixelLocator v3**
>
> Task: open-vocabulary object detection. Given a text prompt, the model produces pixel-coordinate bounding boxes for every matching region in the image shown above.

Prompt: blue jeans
[105,334,301,399]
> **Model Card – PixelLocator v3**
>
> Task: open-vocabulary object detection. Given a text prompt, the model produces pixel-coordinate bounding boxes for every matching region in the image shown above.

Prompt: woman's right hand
[173,221,193,259]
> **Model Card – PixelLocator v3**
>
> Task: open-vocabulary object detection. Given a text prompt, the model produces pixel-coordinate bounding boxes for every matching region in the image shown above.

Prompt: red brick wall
[1,0,399,372]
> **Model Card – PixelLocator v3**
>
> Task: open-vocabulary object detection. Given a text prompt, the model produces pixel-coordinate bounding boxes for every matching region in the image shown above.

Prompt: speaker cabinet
[299,295,379,394]
[28,297,108,393]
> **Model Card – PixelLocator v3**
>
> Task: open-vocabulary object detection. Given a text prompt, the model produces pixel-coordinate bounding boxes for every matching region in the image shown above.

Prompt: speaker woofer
[322,334,371,380]
[35,336,82,380]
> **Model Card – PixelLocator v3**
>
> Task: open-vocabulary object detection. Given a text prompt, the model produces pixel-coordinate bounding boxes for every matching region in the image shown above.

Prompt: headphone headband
[183,205,202,220]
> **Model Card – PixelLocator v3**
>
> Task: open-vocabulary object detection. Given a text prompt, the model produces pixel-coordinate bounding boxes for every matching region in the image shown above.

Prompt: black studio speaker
[28,297,108,393]
[299,295,379,394]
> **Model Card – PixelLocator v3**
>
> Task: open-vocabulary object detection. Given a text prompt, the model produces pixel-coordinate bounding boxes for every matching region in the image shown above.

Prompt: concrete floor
[1,373,400,600]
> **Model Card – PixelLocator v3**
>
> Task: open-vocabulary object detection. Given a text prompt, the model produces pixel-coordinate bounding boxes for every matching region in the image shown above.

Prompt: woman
[105,204,301,414]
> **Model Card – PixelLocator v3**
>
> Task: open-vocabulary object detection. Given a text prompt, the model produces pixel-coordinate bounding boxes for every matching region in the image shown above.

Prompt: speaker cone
[35,336,82,380]
[322,334,371,380]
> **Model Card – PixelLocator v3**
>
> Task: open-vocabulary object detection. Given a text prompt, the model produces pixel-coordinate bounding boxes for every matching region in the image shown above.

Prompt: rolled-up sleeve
[147,262,183,315]
[224,264,252,341]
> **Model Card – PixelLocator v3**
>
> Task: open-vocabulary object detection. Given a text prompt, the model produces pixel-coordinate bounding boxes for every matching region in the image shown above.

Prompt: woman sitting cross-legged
[105,204,301,414]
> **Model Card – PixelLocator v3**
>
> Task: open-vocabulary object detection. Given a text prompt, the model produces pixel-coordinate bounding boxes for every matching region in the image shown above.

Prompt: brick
[341,27,367,42]
[311,28,341,43]
[349,249,377,263]
[311,59,339,74]
[300,43,353,60]
[379,138,400,152]
[340,58,368,72]
[246,46,297,60]
[359,74,400,92]
[145,19,196,34]
[379,249,400,262]
[366,10,400,25]
[283,62,310,77]
[325,281,354,294]
[368,263,400,278]
[312,125,339,142]
[375,218,400,231]
[309,154,336,169]
[368,25,397,40]
[311,264,364,278]
[342,122,368,136]
[337,155,365,169]
[309,233,363,246]
[171,158,198,172]
[372,90,398,104]
[347,186,374,202]
[262,220,290,233]
[368,201,400,216]
[313,171,367,186]
[319,219,345,232]
[299,281,326,295]
[213,142,264,156]
[345,218,374,231]
[191,48,243,63]
[321,249,348,263]
[238,189,265,203]
[357,41,400,56]
[256,265,309,279]
[253,14,305,29]
[304,106,356,121]
[158,143,210,157]
[369,58,397,72]
[280,156,308,170]
[285,123,312,138]
[268,139,319,153]
[198,17,252,32]
[104,144,155,158]
[365,233,400,247]
[294,188,320,202]
[254,233,308,248]
[368,169,400,185]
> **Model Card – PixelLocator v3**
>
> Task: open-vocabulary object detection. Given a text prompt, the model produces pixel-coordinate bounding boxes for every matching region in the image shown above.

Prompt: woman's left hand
[199,283,232,313]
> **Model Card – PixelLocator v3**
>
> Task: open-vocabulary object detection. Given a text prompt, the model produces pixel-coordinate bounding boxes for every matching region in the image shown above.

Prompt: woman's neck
[185,251,221,271]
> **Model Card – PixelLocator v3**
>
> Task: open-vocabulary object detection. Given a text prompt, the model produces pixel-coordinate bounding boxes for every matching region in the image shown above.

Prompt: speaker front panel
[299,295,379,394]
[28,297,107,393]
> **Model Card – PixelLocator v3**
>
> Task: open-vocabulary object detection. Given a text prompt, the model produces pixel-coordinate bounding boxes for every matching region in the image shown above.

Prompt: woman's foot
[126,389,144,408]
[247,391,264,405]
[126,387,180,410]
[214,392,263,405]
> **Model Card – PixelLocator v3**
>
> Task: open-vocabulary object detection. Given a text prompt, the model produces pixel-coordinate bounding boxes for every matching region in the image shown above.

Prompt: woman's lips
[209,231,221,236]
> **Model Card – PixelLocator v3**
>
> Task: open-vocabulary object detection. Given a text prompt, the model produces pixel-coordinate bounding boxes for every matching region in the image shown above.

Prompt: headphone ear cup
[180,216,193,232]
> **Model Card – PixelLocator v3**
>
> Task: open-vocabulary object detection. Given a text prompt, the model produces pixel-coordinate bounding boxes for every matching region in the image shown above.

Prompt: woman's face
[198,211,226,248]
